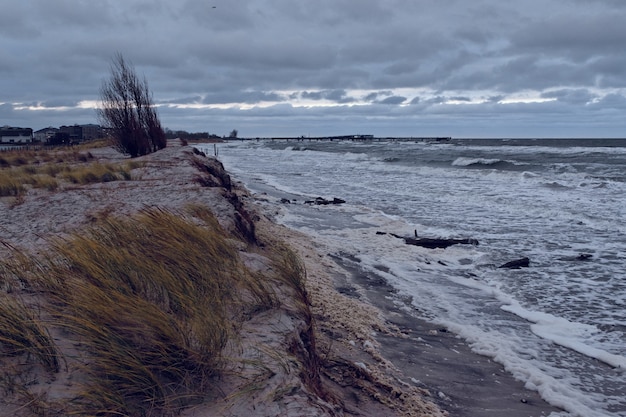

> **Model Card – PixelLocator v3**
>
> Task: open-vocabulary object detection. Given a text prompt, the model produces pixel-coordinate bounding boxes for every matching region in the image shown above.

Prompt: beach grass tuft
[0,149,144,200]
[10,206,276,415]
[0,173,26,197]
[60,162,128,184]
[269,243,330,401]
[0,294,59,374]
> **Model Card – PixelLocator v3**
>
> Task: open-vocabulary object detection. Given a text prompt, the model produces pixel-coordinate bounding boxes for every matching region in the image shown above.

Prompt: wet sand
[331,254,563,417]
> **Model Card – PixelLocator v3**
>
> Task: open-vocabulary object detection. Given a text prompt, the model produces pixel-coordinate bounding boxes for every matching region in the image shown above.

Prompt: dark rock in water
[499,257,530,269]
[558,253,593,262]
[376,231,387,235]
[304,197,346,205]
[280,198,291,204]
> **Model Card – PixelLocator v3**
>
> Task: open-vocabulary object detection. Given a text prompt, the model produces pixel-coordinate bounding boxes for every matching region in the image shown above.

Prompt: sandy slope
[0,141,446,417]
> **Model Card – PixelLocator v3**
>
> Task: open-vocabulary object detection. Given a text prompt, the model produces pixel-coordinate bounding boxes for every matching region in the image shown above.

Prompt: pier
[246,135,452,142]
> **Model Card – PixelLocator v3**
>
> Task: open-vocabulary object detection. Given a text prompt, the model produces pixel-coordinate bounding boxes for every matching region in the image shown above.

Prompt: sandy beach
[0,141,562,416]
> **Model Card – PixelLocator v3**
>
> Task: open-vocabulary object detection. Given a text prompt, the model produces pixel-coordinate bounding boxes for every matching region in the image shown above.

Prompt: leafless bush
[97,53,166,157]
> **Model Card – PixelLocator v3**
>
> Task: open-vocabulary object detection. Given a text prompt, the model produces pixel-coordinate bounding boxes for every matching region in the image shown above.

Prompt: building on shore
[3,124,105,146]
[58,124,104,144]
[34,127,59,143]
[0,126,33,144]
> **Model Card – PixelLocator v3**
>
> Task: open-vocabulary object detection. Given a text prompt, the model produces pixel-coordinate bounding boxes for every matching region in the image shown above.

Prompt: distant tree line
[164,129,221,140]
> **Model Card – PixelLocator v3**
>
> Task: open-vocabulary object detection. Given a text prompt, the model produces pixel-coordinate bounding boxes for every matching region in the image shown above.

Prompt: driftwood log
[558,253,593,261]
[386,232,479,249]
[304,197,346,205]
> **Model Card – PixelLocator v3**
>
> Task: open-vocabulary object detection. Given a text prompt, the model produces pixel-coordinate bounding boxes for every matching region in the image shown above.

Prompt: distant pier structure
[261,135,451,142]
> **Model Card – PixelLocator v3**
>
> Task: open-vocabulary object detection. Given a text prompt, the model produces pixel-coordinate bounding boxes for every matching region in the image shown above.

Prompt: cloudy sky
[2,0,626,138]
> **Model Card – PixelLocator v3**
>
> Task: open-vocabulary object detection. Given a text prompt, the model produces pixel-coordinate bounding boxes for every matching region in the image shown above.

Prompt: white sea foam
[501,301,626,370]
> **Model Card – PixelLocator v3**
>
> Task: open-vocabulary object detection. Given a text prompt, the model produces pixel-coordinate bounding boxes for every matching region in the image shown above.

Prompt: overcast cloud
[2,0,626,137]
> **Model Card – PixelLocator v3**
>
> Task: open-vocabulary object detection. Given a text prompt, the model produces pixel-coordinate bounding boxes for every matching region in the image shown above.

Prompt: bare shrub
[97,53,166,158]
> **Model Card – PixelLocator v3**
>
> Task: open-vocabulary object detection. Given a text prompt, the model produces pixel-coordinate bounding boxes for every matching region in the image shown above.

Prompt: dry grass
[0,174,25,197]
[0,153,33,168]
[0,148,96,167]
[0,148,143,198]
[271,243,310,312]
[267,243,331,402]
[0,206,277,416]
[74,139,111,150]
[60,162,131,184]
[0,295,59,374]
[0,145,333,415]
[0,168,60,196]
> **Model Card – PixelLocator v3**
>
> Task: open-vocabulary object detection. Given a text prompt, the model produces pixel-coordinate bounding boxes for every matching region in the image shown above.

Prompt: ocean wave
[451,157,536,173]
[452,157,503,167]
[542,181,572,190]
[285,145,311,152]
[451,157,529,169]
[501,302,626,371]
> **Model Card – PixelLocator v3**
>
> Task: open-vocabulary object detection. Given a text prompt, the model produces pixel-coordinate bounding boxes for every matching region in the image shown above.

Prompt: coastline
[1,141,443,416]
[0,141,562,416]
[249,188,563,417]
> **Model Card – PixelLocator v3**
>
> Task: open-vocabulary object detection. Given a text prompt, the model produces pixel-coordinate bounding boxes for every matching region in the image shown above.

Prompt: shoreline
[244,184,564,416]
[0,141,563,416]
[1,141,444,416]
[331,254,563,416]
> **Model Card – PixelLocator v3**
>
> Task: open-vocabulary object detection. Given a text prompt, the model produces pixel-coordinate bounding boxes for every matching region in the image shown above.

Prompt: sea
[196,138,626,417]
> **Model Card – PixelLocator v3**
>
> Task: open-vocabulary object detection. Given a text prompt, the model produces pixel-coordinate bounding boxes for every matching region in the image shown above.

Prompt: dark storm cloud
[301,90,354,103]
[160,96,204,105]
[594,93,626,109]
[301,91,325,101]
[509,13,626,62]
[199,91,285,105]
[379,96,407,105]
[541,89,597,105]
[486,95,505,103]
[3,0,626,137]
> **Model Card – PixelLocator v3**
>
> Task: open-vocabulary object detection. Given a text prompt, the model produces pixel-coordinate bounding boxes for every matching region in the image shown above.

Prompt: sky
[2,0,626,138]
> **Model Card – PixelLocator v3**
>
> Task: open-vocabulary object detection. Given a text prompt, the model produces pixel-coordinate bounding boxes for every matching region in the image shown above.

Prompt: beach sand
[0,141,563,416]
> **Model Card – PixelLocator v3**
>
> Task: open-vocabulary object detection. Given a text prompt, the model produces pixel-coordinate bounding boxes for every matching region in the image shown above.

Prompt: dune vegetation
[0,142,445,417]
[0,201,318,416]
[0,146,143,200]
[0,144,323,416]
